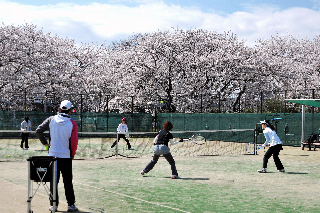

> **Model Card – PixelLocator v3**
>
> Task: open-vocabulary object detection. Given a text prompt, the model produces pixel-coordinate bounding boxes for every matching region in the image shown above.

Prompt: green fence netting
[157,113,320,146]
[1,111,320,146]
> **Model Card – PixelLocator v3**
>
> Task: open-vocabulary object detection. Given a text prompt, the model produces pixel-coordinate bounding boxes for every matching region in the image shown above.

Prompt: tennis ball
[45,146,49,151]
[8,155,10,157]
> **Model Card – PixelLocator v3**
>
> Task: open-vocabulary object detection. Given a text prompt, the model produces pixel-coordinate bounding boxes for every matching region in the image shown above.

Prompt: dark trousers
[263,144,284,170]
[50,158,75,206]
[111,134,131,149]
[144,153,178,176]
[21,133,29,148]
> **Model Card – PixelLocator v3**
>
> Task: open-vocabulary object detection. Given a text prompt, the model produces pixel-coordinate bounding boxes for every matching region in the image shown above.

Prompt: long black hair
[265,120,275,131]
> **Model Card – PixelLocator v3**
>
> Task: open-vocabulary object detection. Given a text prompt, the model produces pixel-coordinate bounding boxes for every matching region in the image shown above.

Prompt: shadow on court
[259,172,308,175]
[176,177,210,180]
[286,172,308,175]
[142,176,209,180]
[56,211,92,213]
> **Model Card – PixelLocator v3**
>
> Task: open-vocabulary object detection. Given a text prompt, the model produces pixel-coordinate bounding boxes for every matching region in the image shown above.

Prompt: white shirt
[21,120,32,131]
[117,123,129,133]
[262,127,283,147]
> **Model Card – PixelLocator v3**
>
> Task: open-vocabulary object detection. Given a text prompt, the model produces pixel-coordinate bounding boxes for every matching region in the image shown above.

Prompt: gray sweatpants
[143,145,178,176]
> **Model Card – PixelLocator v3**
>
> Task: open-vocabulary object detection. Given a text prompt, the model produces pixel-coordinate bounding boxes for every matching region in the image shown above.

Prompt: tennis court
[1,141,320,213]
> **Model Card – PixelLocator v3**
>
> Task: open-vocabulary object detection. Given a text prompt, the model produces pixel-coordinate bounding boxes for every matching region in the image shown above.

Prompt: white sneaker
[257,168,267,173]
[140,170,145,175]
[278,169,285,172]
[68,204,78,212]
[49,205,58,211]
[171,175,179,179]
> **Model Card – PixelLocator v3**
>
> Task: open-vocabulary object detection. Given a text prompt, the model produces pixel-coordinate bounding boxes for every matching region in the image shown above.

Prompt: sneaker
[257,168,267,173]
[49,205,58,211]
[129,148,134,150]
[140,170,145,175]
[68,204,78,212]
[171,175,179,179]
[278,169,285,172]
[25,148,28,150]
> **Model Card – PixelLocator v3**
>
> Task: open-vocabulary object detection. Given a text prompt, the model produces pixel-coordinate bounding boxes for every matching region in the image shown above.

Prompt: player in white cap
[257,120,285,173]
[36,100,79,212]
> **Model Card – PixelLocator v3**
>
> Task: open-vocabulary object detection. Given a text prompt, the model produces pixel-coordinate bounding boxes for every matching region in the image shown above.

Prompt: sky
[0,0,320,47]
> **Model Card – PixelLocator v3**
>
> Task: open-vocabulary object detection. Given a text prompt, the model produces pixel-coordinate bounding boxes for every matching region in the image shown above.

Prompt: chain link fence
[1,90,320,146]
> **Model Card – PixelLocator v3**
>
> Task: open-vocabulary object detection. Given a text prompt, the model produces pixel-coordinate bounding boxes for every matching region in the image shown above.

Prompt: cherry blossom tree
[0,23,78,110]
[254,34,320,112]
[109,29,257,112]
[1,23,319,113]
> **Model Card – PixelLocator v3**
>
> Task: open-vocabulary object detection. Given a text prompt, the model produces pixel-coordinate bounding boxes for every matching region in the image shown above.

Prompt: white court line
[74,181,191,213]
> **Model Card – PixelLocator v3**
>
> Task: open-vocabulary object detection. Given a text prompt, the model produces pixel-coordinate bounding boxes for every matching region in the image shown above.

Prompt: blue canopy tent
[285,99,320,144]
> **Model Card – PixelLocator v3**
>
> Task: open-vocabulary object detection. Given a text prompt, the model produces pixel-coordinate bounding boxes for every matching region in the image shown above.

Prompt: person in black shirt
[140,121,180,179]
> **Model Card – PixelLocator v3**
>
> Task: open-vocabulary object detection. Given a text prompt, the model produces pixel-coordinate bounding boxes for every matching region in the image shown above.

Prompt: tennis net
[0,129,255,161]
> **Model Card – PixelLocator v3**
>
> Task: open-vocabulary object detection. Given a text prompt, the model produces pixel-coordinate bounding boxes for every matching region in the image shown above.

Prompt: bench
[301,133,320,151]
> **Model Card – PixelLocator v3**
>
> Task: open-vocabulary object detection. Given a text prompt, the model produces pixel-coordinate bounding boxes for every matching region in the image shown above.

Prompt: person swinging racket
[140,121,180,179]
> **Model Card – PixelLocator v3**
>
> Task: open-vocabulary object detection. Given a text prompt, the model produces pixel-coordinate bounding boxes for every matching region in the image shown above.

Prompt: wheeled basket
[27,156,57,213]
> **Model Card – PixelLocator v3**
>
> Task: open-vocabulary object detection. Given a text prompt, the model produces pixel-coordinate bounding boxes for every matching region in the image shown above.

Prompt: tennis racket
[246,143,263,154]
[182,134,206,145]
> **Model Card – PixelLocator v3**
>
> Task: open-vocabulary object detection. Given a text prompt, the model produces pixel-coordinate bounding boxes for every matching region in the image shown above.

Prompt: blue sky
[1,0,320,47]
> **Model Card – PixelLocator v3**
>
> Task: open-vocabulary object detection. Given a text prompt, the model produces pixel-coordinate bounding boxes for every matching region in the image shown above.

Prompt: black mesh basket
[27,156,56,182]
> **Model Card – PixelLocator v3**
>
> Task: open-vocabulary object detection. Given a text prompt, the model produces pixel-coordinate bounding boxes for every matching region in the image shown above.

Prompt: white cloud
[0,0,319,47]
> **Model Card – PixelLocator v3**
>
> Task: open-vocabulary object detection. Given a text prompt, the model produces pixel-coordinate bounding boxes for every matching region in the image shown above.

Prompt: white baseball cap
[260,120,268,125]
[60,100,74,110]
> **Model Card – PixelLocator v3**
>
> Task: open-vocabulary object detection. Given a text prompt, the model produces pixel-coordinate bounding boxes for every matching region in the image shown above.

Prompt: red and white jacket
[36,113,78,158]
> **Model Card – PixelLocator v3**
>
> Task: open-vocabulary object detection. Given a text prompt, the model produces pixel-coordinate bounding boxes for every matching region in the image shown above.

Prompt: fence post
[131,96,134,131]
[53,92,56,115]
[80,94,83,132]
[131,96,134,115]
[260,91,263,113]
[218,92,221,113]
[200,94,203,113]
[301,105,305,144]
[24,90,27,117]
[106,95,109,132]
[312,89,315,113]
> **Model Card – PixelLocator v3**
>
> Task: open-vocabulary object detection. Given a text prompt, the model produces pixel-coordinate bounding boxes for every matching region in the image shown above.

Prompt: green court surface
[0,144,320,213]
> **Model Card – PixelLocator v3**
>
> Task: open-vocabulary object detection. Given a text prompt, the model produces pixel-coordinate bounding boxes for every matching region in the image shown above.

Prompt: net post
[52,158,57,213]
[254,129,257,155]
[27,160,32,213]
[116,132,119,157]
